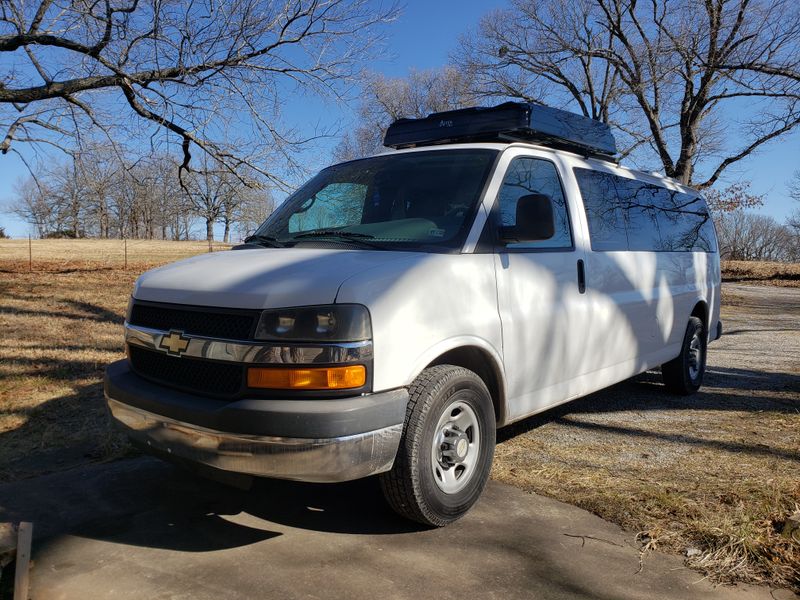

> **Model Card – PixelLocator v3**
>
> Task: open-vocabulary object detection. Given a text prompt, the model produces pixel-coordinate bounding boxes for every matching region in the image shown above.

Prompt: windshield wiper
[292,230,375,239]
[290,230,386,249]
[243,234,285,248]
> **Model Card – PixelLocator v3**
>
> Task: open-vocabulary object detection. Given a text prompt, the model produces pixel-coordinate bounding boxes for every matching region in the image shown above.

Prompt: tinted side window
[574,167,716,253]
[615,178,664,251]
[572,168,627,251]
[655,190,717,252]
[498,157,572,249]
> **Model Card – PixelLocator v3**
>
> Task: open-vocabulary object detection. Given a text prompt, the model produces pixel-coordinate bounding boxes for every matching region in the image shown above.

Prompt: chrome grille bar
[124,323,372,364]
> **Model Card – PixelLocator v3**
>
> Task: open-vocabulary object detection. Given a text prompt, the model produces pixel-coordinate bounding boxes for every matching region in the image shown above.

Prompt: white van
[105,103,721,526]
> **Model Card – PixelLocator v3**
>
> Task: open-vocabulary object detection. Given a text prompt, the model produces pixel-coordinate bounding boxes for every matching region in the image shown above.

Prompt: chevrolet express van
[105,103,721,526]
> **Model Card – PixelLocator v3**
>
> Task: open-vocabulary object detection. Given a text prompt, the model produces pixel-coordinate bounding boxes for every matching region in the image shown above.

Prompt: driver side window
[498,157,572,249]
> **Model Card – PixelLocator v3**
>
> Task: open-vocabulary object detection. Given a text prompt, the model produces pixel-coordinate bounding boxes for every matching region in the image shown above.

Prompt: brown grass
[722,260,800,287]
[0,264,146,481]
[0,244,228,480]
[0,238,231,270]
[492,411,799,590]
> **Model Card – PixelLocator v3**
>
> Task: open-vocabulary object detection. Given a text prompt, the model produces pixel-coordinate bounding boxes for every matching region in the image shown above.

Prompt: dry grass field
[0,242,798,592]
[722,260,800,287]
[0,266,135,478]
[0,238,231,268]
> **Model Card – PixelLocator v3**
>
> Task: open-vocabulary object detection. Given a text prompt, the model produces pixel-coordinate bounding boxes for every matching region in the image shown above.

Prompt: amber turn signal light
[247,365,366,390]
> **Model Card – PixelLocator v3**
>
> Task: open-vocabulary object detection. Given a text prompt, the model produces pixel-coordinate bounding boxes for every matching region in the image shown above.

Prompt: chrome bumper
[107,398,403,483]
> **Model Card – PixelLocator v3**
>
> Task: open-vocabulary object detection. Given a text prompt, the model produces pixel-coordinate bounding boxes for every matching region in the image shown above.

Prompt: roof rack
[383,102,618,160]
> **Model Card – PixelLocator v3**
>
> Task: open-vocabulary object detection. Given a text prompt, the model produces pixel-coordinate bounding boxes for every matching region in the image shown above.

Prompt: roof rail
[383,102,618,160]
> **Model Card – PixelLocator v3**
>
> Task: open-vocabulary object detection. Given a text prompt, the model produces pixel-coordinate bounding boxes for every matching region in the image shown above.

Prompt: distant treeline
[10,147,274,242]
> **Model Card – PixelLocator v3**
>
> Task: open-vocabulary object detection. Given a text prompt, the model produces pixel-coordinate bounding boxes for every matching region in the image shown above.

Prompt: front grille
[129,345,243,397]
[129,301,258,340]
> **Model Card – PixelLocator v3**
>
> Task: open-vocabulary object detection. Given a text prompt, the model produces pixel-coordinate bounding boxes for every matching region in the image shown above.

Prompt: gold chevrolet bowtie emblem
[159,330,190,356]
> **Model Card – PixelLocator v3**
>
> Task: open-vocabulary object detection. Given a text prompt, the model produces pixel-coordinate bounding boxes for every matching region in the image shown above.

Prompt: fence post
[13,521,33,600]
[28,235,32,272]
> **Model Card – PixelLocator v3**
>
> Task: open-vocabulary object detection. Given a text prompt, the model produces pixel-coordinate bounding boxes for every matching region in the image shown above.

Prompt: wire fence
[0,238,233,271]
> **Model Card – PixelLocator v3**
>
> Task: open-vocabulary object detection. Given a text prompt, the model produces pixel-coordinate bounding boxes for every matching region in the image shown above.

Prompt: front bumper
[105,360,408,483]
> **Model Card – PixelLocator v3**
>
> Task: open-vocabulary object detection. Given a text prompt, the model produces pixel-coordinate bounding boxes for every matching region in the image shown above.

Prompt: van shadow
[0,296,125,325]
[497,367,800,463]
[0,380,123,481]
[1,454,425,558]
[72,466,423,552]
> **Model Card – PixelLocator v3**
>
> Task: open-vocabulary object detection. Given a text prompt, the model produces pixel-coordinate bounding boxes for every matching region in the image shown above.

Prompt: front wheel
[380,365,496,527]
[661,316,706,395]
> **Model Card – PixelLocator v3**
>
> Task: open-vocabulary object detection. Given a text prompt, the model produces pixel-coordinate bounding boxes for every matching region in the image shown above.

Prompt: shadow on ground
[498,366,800,444]
[0,456,423,555]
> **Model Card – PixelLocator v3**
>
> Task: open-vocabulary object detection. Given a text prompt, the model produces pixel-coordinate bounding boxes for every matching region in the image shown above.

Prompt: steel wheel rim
[688,329,703,381]
[431,400,480,494]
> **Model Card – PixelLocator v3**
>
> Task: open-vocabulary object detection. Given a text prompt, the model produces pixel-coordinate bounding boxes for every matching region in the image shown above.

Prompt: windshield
[253,149,498,251]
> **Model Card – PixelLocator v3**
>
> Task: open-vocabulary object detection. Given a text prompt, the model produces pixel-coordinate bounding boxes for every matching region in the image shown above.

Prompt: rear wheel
[380,365,495,527]
[662,316,706,395]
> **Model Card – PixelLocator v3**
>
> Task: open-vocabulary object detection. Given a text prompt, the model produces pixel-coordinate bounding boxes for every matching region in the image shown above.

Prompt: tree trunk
[70,191,81,237]
[223,218,231,243]
[206,218,214,242]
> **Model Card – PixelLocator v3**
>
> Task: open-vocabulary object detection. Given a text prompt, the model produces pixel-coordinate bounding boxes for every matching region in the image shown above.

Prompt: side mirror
[499,193,555,243]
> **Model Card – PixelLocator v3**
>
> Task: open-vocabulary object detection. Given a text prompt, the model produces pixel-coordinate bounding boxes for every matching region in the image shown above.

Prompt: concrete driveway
[1,457,792,600]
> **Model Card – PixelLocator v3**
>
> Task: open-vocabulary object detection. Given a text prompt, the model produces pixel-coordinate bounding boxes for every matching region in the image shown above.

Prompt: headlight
[254,304,371,342]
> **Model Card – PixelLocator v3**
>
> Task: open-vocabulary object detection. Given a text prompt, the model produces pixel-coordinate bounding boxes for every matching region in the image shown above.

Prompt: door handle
[577,259,586,294]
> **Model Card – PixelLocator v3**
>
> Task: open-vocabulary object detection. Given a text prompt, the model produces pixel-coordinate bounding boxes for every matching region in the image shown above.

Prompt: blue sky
[1,0,798,238]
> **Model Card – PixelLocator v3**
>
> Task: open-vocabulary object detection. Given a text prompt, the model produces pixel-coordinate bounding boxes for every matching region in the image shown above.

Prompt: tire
[661,316,706,395]
[380,365,496,527]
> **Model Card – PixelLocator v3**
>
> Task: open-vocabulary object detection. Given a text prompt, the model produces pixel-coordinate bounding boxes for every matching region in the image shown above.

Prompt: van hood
[132,247,419,310]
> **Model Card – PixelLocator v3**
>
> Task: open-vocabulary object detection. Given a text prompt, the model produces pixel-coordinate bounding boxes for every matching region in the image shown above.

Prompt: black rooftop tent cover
[383,102,618,159]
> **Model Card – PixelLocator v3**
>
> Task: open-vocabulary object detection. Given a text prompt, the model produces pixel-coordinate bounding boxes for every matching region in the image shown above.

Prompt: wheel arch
[690,299,708,327]
[418,342,507,427]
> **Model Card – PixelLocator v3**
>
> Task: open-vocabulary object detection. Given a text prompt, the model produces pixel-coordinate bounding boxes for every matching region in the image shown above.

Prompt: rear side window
[573,168,717,252]
[656,190,717,252]
[498,157,572,249]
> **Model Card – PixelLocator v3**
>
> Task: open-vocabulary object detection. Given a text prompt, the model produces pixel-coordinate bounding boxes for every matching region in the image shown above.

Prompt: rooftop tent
[383,102,618,160]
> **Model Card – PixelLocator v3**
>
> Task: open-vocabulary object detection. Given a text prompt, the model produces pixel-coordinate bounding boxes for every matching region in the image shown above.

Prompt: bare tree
[182,163,272,243]
[335,67,479,161]
[133,156,188,241]
[184,174,226,243]
[7,147,271,239]
[45,161,85,236]
[456,2,632,148]
[457,0,800,189]
[716,211,797,261]
[234,188,276,241]
[10,176,58,236]
[73,146,121,238]
[788,171,800,238]
[790,171,800,203]
[0,0,397,184]
[11,158,98,237]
